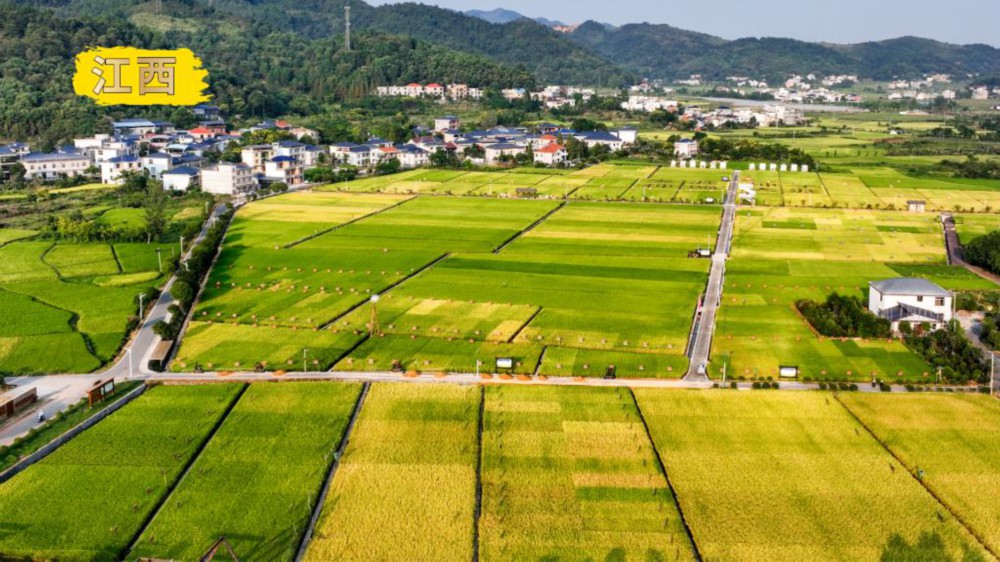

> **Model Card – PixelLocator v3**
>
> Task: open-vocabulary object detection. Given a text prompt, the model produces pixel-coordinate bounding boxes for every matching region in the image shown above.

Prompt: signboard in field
[496,357,513,370]
[779,366,799,379]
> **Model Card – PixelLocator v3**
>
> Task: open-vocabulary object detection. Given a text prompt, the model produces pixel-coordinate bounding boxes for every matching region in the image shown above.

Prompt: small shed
[148,340,175,372]
[907,200,926,213]
[87,377,117,407]
[1,387,38,420]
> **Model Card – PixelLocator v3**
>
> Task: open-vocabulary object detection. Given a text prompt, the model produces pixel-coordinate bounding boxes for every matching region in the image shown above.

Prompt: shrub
[818,382,828,390]
[796,293,891,338]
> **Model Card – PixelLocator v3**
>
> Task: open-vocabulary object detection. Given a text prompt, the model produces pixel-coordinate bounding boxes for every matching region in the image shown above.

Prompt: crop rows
[633,391,987,561]
[480,385,695,561]
[130,382,362,561]
[0,384,242,561]
[304,383,480,561]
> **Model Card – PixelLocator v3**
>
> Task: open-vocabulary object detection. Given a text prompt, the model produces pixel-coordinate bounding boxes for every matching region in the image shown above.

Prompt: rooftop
[163,166,200,176]
[870,278,950,298]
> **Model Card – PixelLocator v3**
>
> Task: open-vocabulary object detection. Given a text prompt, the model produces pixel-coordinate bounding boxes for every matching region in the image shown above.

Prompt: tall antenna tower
[344,4,352,51]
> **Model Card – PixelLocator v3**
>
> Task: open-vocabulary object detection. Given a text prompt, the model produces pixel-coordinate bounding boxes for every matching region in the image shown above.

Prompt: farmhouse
[162,166,200,191]
[0,142,29,180]
[201,162,255,195]
[433,116,460,132]
[484,143,527,164]
[575,131,625,152]
[534,143,567,165]
[674,139,699,158]
[99,155,142,184]
[868,278,953,332]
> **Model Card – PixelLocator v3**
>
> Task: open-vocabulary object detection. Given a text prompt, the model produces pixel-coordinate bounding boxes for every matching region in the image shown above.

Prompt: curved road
[0,204,228,446]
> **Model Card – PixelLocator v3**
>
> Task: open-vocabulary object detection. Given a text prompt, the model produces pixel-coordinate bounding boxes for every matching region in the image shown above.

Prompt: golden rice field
[632,391,988,562]
[840,393,1000,555]
[304,383,479,561]
[731,207,947,263]
[479,385,695,561]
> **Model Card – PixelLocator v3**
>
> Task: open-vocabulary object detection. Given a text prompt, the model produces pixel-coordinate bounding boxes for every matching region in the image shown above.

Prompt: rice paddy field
[712,207,998,382]
[304,383,479,561]
[2,381,999,561]
[0,187,208,374]
[953,213,1000,245]
[633,391,989,561]
[731,207,945,263]
[176,191,718,378]
[480,385,695,561]
[0,383,242,561]
[129,382,362,562]
[0,238,168,374]
[840,393,1000,555]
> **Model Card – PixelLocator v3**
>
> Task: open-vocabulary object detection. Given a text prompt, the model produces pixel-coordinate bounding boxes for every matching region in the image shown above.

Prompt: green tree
[171,280,195,308]
[143,182,168,243]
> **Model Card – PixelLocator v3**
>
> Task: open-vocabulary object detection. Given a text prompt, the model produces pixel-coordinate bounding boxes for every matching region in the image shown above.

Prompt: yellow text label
[73,47,210,106]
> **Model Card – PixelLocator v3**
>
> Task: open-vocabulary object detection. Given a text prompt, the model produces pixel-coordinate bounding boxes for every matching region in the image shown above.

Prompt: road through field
[942,213,1000,285]
[684,170,740,381]
[0,204,229,446]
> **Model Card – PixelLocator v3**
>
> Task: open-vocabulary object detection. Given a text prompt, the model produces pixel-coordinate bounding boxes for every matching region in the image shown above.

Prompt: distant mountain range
[465,8,566,29]
[10,0,1000,85]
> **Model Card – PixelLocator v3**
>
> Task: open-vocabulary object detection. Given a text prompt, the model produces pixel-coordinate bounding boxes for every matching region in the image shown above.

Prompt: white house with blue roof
[868,278,953,332]
[100,155,142,184]
[22,151,91,181]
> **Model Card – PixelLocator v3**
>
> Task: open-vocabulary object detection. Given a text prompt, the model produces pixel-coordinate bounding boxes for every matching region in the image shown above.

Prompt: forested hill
[187,0,634,86]
[19,0,634,86]
[568,21,1000,80]
[0,2,533,144]
[16,0,1000,84]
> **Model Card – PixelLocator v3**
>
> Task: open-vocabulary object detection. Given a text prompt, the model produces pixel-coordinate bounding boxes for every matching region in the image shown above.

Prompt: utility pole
[156,248,162,273]
[303,348,309,372]
[138,293,145,321]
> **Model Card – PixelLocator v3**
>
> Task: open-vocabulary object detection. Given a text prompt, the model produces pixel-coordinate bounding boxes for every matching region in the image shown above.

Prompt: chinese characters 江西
[74,47,209,106]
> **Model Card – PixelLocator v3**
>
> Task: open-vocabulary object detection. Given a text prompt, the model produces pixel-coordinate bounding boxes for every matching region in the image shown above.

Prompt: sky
[368,0,1000,47]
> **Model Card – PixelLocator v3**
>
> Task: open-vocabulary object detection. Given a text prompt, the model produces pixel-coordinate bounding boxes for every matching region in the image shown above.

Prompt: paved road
[145,369,931,394]
[0,375,106,446]
[0,204,229,445]
[941,213,1000,285]
[684,171,740,381]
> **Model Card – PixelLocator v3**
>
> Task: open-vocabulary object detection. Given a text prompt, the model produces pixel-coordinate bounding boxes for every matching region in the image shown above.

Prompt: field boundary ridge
[0,383,148,485]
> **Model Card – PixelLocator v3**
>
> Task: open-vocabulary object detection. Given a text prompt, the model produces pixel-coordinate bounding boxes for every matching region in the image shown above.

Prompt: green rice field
[0,381,998,561]
[130,382,362,562]
[714,206,997,382]
[0,238,168,374]
[176,192,718,377]
[0,384,242,561]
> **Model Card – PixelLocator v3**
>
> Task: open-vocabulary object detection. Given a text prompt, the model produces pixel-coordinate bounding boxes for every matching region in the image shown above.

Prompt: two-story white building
[21,152,92,181]
[201,162,255,195]
[433,116,460,132]
[674,139,699,158]
[534,143,567,165]
[868,278,953,332]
